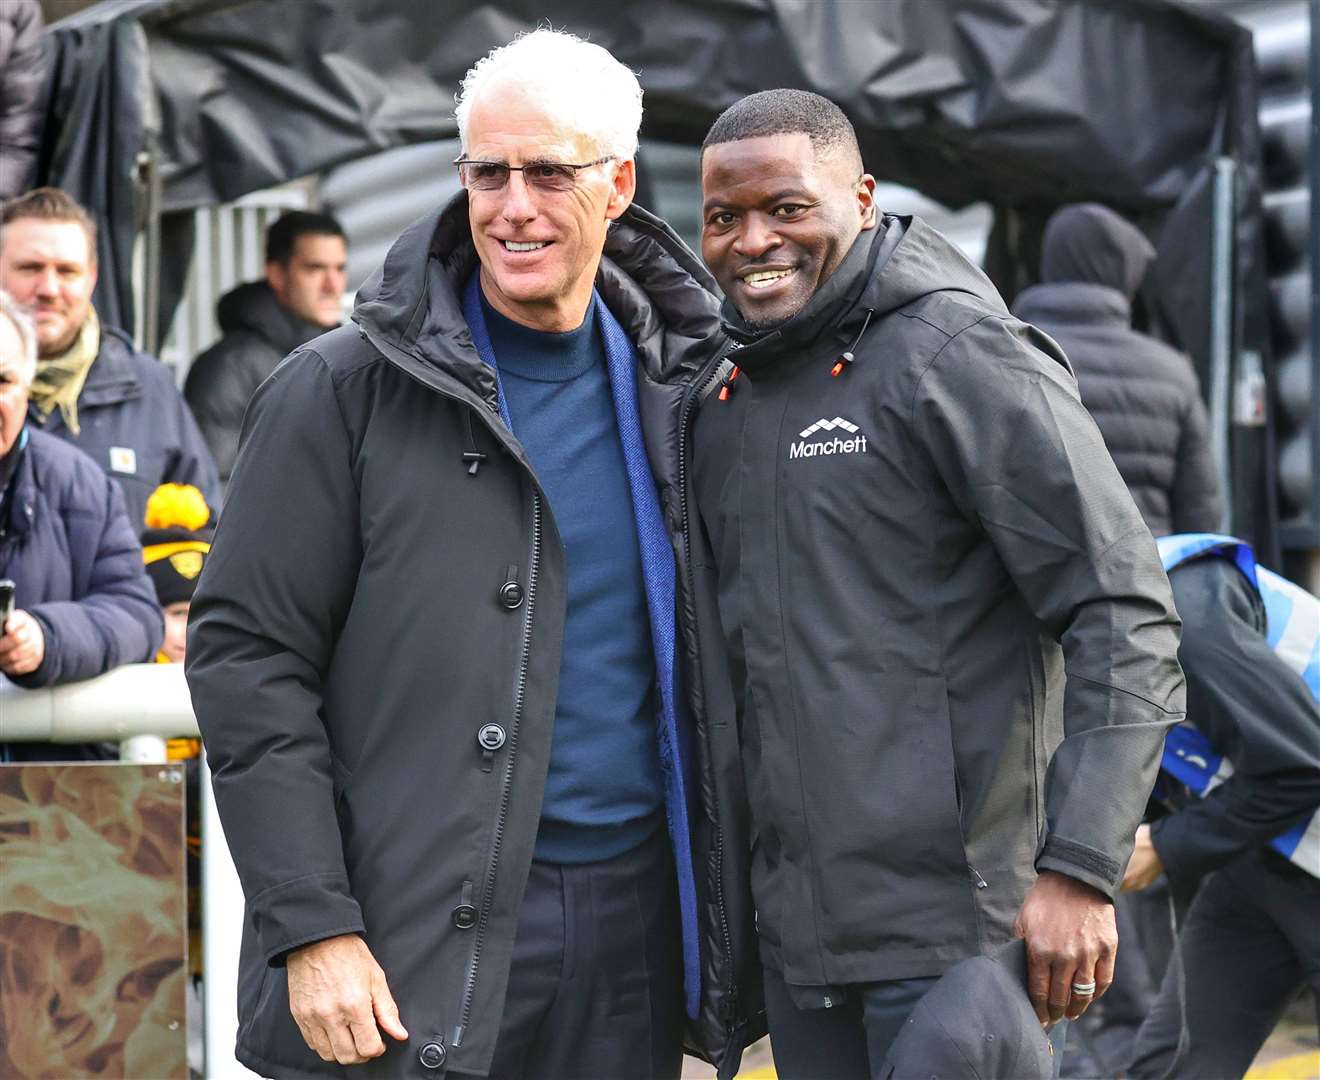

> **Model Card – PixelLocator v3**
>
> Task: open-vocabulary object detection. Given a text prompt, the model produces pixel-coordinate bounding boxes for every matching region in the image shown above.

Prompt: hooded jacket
[186,196,764,1078]
[29,325,221,530]
[691,215,1186,987]
[185,281,330,485]
[0,429,162,700]
[1012,204,1222,536]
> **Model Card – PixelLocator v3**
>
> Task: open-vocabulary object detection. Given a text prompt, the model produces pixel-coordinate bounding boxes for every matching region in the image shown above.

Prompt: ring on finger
[1071,980,1097,996]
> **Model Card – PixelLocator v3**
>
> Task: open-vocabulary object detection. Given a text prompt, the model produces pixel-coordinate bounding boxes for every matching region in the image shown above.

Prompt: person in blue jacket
[1123,534,1320,1078]
[0,290,163,758]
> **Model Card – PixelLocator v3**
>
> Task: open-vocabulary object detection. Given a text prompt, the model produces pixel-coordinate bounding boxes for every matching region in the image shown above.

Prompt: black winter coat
[691,217,1186,987]
[186,198,762,1079]
[1013,203,1222,536]
[0,0,45,199]
[0,429,162,693]
[185,281,329,486]
[29,326,221,529]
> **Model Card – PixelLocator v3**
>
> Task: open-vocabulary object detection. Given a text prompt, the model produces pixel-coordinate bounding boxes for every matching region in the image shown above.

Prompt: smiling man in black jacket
[689,89,1185,1077]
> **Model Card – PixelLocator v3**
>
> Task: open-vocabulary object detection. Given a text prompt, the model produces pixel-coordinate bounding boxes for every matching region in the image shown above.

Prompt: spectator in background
[0,0,46,200]
[1013,203,1222,536]
[140,482,212,664]
[0,290,162,759]
[185,211,347,486]
[0,188,220,528]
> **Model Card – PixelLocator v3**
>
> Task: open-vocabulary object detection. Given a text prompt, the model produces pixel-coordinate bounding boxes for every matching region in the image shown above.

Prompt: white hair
[455,29,643,160]
[0,290,37,388]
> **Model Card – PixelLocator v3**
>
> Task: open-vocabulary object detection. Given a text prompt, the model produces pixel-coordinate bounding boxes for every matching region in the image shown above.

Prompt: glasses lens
[461,162,509,190]
[523,163,579,192]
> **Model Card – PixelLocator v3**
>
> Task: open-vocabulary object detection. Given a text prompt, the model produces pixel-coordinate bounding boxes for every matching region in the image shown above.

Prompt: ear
[266,260,287,300]
[857,173,878,231]
[605,158,637,222]
[86,258,99,293]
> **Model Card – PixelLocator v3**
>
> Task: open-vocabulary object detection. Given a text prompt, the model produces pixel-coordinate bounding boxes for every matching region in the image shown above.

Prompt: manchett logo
[789,417,868,460]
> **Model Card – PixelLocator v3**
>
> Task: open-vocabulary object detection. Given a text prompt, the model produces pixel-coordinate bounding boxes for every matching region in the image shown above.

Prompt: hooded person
[1012,203,1222,537]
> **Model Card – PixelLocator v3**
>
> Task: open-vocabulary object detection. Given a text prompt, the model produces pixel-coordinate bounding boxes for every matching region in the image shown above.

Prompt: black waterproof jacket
[1012,204,1222,536]
[186,196,763,1078]
[29,326,221,528]
[691,217,1186,987]
[185,281,329,486]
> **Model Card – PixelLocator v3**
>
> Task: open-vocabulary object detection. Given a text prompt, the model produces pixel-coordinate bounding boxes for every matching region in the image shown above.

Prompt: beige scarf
[28,307,101,435]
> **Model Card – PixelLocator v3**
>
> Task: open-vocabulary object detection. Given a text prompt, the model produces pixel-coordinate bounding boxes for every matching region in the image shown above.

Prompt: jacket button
[498,581,524,609]
[452,903,478,929]
[477,724,506,751]
[419,1041,447,1069]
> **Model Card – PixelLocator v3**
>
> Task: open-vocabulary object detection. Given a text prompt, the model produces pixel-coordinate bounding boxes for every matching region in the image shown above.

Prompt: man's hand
[287,933,408,1065]
[1014,869,1117,1025]
[0,610,44,676]
[1121,824,1164,893]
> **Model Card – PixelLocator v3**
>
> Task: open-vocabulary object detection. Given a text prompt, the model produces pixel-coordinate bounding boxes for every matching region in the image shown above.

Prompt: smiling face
[701,132,877,330]
[0,217,98,357]
[464,82,636,332]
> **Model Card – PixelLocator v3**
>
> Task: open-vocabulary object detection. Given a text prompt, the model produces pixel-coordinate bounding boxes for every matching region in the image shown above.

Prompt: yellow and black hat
[142,484,213,606]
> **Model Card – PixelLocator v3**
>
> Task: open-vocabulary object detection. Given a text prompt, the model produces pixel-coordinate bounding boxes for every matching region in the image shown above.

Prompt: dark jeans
[763,964,939,1079]
[1128,852,1320,1080]
[483,827,684,1080]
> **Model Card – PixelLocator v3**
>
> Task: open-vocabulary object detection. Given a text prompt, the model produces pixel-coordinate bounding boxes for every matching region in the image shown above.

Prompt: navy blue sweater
[482,294,662,863]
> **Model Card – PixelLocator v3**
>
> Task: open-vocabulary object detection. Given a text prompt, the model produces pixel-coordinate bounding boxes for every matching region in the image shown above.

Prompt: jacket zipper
[675,347,740,1027]
[452,490,541,1048]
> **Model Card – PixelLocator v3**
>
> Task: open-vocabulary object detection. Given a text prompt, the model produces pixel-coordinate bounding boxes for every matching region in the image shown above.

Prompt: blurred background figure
[1125,534,1320,1079]
[1013,203,1223,537]
[0,188,220,527]
[140,482,212,665]
[0,288,162,758]
[0,0,46,200]
[184,210,347,487]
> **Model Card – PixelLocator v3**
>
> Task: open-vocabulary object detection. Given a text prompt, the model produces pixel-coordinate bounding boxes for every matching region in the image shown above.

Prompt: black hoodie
[1013,204,1223,536]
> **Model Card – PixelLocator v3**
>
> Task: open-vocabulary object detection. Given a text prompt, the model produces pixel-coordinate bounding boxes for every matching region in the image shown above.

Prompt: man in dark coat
[1012,203,1222,536]
[186,30,759,1080]
[0,289,163,758]
[1122,534,1320,1079]
[690,90,1185,1076]
[185,211,348,486]
[0,0,46,200]
[0,188,220,528]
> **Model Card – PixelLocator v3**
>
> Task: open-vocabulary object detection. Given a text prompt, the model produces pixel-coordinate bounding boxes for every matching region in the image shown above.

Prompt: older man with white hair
[0,289,161,734]
[187,29,758,1080]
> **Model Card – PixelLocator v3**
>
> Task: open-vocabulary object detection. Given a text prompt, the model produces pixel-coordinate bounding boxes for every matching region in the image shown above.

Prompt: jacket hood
[351,192,723,407]
[216,280,328,354]
[1040,203,1154,301]
[723,214,1007,364]
[1011,280,1132,328]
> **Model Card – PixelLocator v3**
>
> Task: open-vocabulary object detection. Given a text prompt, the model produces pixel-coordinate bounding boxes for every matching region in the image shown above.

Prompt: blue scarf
[462,275,701,1016]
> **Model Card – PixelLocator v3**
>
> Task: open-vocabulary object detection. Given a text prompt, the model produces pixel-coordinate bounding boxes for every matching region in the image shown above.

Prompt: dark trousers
[763,965,939,1080]
[1128,852,1320,1080]
[483,828,684,1080]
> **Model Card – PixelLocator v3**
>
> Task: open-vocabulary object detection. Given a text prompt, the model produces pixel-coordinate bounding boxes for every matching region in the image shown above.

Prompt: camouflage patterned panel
[0,763,188,1079]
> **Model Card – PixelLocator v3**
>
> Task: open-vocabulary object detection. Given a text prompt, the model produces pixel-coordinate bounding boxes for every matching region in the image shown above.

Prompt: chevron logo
[799,417,860,438]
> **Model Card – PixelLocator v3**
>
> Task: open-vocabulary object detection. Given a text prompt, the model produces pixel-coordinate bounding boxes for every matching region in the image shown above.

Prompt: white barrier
[1,664,258,1078]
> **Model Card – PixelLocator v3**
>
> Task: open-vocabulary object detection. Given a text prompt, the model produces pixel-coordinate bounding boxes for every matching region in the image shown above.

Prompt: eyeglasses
[453,156,615,193]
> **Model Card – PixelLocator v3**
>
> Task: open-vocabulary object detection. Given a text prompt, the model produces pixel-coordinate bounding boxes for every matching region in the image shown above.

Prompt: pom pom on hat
[145,483,211,531]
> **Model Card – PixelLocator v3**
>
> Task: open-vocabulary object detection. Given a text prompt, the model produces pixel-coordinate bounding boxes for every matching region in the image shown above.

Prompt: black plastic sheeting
[36,0,1276,557]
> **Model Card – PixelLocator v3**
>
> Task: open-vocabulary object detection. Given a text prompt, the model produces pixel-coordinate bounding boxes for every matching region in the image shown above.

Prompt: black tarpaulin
[36,0,1276,556]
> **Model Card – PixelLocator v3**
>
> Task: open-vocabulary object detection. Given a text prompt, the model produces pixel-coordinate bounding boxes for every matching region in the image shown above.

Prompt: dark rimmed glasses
[454,155,615,193]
